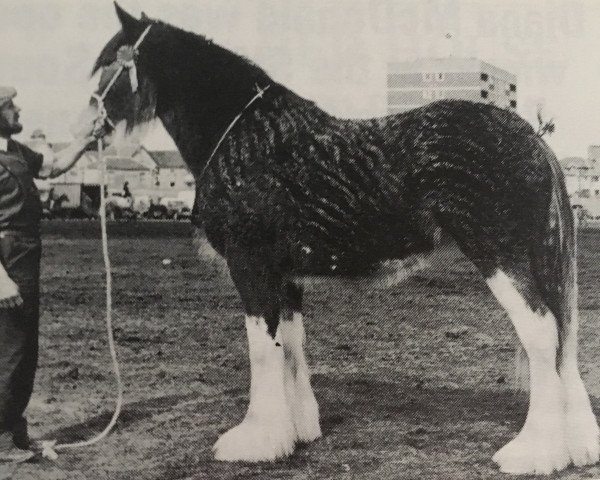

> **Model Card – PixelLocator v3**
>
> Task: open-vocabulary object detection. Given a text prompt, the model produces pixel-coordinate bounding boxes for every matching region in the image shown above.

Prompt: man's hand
[72,105,107,142]
[40,107,109,180]
[0,276,23,309]
[71,105,97,139]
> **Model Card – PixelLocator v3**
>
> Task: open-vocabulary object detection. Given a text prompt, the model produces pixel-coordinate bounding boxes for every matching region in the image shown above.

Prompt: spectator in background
[123,181,131,198]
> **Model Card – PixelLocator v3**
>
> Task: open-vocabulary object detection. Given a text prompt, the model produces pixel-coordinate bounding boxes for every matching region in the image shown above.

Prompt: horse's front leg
[213,249,296,462]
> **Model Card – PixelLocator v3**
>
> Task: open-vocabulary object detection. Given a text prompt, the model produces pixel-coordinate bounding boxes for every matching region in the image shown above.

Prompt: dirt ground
[5,221,600,479]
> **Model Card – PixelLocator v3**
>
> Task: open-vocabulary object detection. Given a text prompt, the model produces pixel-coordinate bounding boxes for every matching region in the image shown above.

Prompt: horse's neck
[157,83,276,173]
[152,40,274,166]
[158,110,212,174]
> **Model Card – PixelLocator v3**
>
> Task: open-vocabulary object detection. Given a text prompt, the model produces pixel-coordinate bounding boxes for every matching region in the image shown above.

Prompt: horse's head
[88,3,159,146]
[88,3,273,156]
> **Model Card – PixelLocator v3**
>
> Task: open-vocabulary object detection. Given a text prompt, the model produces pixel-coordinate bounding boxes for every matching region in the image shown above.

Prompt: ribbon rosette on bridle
[117,45,140,93]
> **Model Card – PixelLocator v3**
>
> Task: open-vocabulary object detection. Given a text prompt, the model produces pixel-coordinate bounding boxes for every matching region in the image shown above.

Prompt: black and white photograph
[0,0,599,478]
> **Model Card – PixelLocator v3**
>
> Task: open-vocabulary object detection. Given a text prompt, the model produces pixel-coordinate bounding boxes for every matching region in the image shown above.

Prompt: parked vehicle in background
[144,194,193,220]
[42,183,100,219]
[162,197,191,220]
[39,183,196,221]
[105,193,138,220]
[572,200,600,222]
[144,201,170,220]
[133,194,152,217]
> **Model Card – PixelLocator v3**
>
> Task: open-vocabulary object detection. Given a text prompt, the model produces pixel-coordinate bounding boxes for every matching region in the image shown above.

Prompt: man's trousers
[0,231,41,448]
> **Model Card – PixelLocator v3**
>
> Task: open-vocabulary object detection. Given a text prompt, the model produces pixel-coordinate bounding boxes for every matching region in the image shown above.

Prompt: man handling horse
[0,86,100,462]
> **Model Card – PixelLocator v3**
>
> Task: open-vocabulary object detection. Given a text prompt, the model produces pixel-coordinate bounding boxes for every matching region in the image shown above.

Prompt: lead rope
[197,83,270,183]
[41,139,121,460]
[40,25,152,461]
[40,23,269,460]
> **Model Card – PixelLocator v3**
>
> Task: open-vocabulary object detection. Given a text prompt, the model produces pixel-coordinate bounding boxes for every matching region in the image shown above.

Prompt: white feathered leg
[213,316,295,462]
[487,271,569,475]
[280,313,321,443]
[559,286,600,467]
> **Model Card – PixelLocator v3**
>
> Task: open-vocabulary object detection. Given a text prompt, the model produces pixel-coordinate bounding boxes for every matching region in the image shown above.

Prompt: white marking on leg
[487,270,569,475]
[280,313,321,443]
[514,343,530,392]
[213,316,295,462]
[559,281,600,467]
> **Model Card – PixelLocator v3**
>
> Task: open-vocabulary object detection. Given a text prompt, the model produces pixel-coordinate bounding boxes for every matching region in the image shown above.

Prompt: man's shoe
[0,447,34,463]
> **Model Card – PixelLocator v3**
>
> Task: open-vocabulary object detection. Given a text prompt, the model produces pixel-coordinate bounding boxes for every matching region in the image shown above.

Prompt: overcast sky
[2,0,599,159]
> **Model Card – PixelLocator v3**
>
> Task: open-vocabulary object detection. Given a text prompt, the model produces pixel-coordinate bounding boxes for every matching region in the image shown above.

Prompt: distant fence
[39,217,600,242]
[41,219,197,239]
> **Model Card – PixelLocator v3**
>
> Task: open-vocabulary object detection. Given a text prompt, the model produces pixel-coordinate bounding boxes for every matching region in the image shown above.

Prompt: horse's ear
[114,2,140,32]
[141,11,149,21]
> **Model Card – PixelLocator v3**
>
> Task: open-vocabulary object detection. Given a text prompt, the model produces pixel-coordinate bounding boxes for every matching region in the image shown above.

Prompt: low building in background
[561,156,595,198]
[30,140,195,205]
[560,147,600,218]
[131,147,195,199]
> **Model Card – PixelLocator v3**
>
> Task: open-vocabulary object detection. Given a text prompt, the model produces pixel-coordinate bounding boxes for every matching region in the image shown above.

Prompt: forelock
[92,31,128,75]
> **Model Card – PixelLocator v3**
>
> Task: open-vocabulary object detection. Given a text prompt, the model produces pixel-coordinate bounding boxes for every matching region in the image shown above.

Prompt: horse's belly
[292,250,436,288]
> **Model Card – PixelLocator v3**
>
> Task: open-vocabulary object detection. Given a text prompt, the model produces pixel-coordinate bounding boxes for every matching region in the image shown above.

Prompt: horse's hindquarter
[390,101,555,270]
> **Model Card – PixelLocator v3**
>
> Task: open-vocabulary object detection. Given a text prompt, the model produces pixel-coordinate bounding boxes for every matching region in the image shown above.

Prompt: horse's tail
[530,141,577,371]
[515,142,576,388]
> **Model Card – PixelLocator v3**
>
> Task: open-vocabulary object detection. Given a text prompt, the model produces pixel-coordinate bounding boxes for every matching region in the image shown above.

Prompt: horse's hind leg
[280,282,321,443]
[558,275,599,466]
[213,248,295,462]
[486,268,570,474]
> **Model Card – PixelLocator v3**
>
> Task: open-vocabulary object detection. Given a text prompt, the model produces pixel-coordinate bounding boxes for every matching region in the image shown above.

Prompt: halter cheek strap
[100,24,152,99]
[93,24,153,131]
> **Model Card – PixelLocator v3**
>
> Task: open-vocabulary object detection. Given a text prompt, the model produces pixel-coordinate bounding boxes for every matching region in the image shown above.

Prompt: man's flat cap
[0,87,17,108]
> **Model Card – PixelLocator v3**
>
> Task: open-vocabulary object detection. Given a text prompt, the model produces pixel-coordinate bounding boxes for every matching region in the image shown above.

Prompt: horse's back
[202,97,558,277]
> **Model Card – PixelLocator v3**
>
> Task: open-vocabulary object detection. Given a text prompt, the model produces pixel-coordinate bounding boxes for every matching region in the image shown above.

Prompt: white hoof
[567,412,600,467]
[565,378,600,466]
[493,431,570,475]
[213,417,296,462]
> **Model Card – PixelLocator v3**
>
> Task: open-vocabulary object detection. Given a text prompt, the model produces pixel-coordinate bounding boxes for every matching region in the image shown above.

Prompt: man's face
[0,100,22,136]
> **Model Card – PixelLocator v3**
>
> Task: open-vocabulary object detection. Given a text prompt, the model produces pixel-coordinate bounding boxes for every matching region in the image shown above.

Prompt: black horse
[86,4,599,474]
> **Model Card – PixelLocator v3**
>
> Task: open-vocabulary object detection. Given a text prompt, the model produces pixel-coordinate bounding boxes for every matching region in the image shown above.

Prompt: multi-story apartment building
[387,58,517,114]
